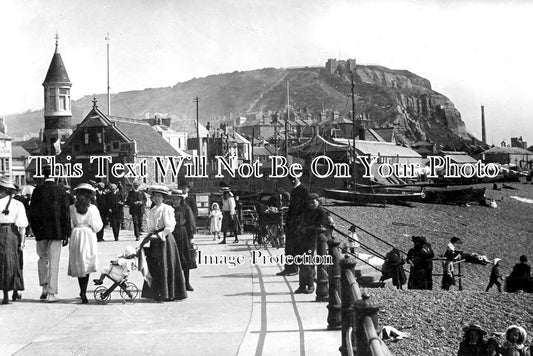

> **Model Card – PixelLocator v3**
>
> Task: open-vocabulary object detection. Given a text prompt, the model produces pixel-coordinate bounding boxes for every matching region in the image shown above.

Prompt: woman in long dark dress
[0,177,28,305]
[139,186,187,302]
[168,190,196,291]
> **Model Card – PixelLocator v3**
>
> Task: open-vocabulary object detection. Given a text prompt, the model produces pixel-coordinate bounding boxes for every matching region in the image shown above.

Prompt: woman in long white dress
[139,185,187,302]
[68,183,103,304]
[0,177,28,305]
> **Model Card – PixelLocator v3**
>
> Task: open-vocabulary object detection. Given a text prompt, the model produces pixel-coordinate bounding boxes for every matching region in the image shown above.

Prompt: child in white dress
[209,203,222,240]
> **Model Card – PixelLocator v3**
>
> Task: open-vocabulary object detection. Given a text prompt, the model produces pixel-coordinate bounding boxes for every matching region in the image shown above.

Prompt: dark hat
[450,237,463,244]
[520,255,528,262]
[411,235,426,243]
[307,193,320,201]
[462,324,487,336]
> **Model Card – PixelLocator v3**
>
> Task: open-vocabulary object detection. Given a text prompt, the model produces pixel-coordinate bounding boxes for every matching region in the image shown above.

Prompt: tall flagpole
[285,81,289,155]
[106,33,111,116]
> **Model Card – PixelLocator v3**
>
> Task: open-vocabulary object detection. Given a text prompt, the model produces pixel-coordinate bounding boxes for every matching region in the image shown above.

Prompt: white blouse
[0,196,29,228]
[147,203,176,240]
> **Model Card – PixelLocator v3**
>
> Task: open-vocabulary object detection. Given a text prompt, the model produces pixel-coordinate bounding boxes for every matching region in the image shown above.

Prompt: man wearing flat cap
[106,183,124,241]
[294,192,333,294]
[28,164,71,302]
[126,181,146,241]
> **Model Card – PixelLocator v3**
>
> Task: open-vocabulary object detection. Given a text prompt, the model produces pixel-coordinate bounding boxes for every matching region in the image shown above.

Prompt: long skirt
[141,237,187,300]
[172,226,191,270]
[221,211,234,233]
[0,225,20,291]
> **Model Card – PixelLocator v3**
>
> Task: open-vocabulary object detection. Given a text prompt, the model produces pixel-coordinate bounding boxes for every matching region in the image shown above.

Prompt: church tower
[41,34,72,155]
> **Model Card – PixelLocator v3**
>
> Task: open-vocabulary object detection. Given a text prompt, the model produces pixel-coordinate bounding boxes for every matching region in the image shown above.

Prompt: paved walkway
[0,227,340,356]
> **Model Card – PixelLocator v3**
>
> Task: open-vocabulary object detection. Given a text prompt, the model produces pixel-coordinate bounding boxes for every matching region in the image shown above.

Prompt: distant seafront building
[41,36,72,155]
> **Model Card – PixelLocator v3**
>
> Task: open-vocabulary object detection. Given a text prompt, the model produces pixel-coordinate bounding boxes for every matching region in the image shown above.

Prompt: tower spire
[55,33,59,52]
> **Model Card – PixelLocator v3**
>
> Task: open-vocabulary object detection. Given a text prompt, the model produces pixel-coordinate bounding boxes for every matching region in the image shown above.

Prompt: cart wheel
[253,232,262,250]
[119,282,139,302]
[94,286,111,304]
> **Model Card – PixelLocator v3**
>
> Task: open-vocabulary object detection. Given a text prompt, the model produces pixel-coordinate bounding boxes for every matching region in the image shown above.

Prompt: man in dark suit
[126,181,146,241]
[180,181,198,219]
[95,182,106,242]
[28,165,71,302]
[277,176,309,276]
[106,183,124,241]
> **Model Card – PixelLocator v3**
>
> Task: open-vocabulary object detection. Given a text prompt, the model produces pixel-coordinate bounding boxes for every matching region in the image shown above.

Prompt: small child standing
[209,202,223,241]
[486,258,503,292]
[500,325,528,356]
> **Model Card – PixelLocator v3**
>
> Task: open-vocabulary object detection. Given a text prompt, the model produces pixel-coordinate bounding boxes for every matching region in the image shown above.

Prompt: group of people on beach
[0,164,199,304]
[382,234,533,294]
[458,324,531,356]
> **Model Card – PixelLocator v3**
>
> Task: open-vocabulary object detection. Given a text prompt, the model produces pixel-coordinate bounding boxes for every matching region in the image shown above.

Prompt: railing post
[316,233,329,302]
[339,255,357,356]
[327,237,342,330]
[352,294,381,356]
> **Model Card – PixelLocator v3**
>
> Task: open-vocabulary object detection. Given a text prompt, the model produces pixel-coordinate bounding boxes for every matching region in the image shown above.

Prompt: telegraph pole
[106,33,111,116]
[194,96,201,156]
[351,64,357,188]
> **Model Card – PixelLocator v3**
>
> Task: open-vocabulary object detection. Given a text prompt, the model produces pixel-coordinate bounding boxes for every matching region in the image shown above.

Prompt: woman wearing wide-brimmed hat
[168,189,196,291]
[138,185,187,302]
[457,324,487,356]
[406,235,435,290]
[219,186,239,244]
[68,183,103,304]
[0,176,29,304]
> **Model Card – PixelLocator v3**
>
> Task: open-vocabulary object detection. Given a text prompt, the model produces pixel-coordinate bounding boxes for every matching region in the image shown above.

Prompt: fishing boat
[323,188,424,205]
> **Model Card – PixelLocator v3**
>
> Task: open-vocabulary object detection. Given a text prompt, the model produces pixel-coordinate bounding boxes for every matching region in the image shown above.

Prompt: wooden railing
[326,237,393,356]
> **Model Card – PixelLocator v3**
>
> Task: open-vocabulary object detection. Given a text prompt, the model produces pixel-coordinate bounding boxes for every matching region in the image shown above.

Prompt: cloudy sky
[2,0,532,145]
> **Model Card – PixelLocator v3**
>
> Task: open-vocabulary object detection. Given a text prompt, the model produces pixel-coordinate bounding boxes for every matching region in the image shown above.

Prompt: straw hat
[73,183,96,192]
[148,185,170,196]
[0,176,17,190]
[493,258,501,265]
[170,189,186,197]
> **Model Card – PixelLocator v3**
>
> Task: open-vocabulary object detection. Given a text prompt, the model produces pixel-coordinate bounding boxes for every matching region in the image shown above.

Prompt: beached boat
[323,188,424,205]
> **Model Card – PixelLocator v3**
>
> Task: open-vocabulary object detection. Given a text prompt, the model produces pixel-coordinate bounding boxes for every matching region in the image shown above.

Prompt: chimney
[0,117,6,134]
[481,106,486,144]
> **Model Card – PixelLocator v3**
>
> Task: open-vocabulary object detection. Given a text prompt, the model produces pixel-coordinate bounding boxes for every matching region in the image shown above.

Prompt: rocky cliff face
[6,63,473,148]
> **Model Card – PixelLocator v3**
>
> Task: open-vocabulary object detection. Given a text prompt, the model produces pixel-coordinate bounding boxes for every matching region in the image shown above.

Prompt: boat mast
[351,64,356,189]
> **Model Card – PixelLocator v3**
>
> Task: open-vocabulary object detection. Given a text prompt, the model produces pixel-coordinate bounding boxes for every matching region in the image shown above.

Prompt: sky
[1,0,532,146]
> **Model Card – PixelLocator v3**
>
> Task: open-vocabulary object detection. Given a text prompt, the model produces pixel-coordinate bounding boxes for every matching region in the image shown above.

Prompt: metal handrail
[329,243,393,356]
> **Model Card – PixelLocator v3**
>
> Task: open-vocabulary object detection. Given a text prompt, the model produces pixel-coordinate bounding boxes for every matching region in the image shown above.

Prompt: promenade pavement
[0,227,340,356]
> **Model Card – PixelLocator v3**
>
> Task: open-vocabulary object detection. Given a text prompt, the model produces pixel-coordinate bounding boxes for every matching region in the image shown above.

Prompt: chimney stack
[481,106,486,144]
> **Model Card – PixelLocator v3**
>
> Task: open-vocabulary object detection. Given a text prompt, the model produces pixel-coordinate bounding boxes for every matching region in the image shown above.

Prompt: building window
[74,144,80,152]
[84,133,89,144]
[48,88,57,111]
[112,141,120,150]
[97,133,102,144]
[58,88,70,111]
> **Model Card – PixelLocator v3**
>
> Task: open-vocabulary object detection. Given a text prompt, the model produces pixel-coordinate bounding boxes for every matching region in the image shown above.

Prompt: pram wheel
[119,282,139,302]
[252,232,263,250]
[94,286,111,304]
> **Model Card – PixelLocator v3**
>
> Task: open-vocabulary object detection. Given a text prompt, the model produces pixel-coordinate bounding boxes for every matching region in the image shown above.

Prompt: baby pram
[93,246,140,304]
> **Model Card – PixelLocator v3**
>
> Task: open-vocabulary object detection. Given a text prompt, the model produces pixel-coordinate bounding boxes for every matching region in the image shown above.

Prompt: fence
[326,236,393,356]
